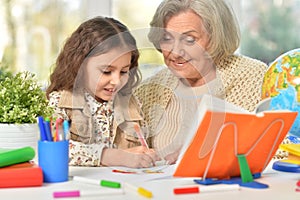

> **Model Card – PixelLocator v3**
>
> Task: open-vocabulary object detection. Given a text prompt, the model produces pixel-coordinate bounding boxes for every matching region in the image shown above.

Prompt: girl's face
[83,48,131,102]
[159,10,215,86]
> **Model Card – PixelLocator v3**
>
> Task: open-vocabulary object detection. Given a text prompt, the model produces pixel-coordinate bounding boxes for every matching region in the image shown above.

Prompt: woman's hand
[164,149,180,165]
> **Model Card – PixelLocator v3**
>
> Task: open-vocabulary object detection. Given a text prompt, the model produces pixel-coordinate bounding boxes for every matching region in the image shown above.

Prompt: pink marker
[55,118,63,141]
[134,124,149,149]
[53,189,124,198]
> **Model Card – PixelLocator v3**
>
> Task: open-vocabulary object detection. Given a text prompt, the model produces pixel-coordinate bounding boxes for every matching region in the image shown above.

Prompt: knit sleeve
[133,69,178,136]
[219,55,268,112]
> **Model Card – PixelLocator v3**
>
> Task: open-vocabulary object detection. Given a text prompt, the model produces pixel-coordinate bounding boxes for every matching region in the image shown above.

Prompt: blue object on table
[194,173,269,189]
[272,160,300,173]
[287,135,300,144]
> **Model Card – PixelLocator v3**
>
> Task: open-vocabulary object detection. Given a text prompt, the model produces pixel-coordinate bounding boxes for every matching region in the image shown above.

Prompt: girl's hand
[123,146,161,168]
[124,145,149,153]
[101,147,160,168]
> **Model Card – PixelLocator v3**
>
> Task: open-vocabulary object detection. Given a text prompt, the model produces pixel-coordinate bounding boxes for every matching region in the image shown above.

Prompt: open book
[173,94,297,179]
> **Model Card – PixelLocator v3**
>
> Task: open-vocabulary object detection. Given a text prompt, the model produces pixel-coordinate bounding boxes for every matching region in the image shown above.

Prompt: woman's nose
[171,41,185,57]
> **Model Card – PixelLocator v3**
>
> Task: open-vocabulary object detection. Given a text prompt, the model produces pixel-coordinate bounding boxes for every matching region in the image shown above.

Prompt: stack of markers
[37,116,69,142]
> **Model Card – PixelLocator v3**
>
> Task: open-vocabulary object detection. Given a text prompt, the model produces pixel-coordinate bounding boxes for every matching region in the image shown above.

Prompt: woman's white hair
[148,0,240,64]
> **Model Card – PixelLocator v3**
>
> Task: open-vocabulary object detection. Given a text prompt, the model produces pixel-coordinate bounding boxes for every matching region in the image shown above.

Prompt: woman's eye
[160,33,173,43]
[183,36,196,45]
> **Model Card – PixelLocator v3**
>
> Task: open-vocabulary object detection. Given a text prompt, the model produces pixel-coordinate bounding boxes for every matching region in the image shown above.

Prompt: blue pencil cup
[38,140,69,183]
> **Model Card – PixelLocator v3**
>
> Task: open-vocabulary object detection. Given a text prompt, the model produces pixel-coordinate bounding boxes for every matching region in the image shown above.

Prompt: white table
[0,163,299,200]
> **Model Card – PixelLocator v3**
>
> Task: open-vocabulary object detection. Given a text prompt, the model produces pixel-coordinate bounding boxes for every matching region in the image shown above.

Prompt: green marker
[72,176,121,188]
[101,180,121,188]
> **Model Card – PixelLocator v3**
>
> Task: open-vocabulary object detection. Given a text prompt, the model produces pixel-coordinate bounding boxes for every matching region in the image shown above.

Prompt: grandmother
[134,0,268,163]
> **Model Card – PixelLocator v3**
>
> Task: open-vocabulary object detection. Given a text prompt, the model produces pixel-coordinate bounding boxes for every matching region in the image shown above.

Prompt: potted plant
[0,65,53,151]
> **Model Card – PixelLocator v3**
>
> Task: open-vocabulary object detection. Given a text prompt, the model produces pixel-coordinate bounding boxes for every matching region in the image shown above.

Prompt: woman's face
[159,10,215,86]
[83,48,131,102]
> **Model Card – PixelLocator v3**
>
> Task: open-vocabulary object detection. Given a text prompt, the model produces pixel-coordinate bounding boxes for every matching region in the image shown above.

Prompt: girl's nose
[110,73,121,85]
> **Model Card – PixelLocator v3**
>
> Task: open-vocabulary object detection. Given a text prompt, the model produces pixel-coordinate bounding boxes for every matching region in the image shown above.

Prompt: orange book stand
[174,110,297,179]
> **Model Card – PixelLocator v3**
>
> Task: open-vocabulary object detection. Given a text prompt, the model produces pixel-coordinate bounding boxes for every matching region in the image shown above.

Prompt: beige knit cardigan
[134,54,268,139]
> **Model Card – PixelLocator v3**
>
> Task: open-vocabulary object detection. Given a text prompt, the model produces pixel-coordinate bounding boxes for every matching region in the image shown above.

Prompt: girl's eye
[101,70,111,75]
[120,70,129,75]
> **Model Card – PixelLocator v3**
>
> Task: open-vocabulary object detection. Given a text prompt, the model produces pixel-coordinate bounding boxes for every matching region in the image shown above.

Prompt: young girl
[46,16,159,168]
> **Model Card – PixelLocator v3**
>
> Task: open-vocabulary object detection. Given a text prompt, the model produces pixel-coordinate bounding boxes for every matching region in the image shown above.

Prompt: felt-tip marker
[112,169,137,174]
[63,120,69,140]
[123,182,153,198]
[72,176,121,188]
[72,176,152,198]
[37,116,47,141]
[173,184,240,195]
[53,189,124,198]
[134,123,149,149]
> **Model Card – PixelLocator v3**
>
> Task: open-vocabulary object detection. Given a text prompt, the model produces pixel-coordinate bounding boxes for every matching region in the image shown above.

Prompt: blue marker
[44,121,53,141]
[63,120,70,140]
[37,116,47,141]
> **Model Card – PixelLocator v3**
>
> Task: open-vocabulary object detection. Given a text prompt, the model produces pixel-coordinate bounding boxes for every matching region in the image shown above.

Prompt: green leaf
[0,70,53,124]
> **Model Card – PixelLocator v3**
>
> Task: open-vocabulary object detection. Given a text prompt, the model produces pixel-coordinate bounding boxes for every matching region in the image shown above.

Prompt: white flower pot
[0,123,39,159]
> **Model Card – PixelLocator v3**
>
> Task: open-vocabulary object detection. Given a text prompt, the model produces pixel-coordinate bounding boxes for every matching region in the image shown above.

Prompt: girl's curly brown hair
[46,16,140,98]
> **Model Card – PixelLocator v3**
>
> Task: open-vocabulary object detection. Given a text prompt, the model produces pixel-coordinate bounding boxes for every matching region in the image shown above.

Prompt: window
[0,0,84,85]
[113,0,300,65]
[239,0,300,64]
[1,0,300,84]
[112,0,165,79]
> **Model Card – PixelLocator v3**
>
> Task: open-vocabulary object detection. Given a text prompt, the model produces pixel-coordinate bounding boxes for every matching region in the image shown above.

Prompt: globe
[262,48,300,138]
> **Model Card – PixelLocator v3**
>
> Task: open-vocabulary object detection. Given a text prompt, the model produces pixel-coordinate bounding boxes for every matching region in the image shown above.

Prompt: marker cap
[137,187,153,198]
[174,187,199,194]
[100,180,121,188]
[53,190,80,198]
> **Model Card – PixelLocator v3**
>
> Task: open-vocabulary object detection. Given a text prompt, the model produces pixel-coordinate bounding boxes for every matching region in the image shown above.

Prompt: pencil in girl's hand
[134,124,149,149]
